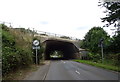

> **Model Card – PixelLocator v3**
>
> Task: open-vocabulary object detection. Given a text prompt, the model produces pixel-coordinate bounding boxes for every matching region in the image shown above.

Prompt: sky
[0,0,113,39]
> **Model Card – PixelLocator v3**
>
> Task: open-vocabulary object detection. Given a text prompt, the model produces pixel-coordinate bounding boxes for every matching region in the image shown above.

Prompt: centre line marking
[75,70,80,75]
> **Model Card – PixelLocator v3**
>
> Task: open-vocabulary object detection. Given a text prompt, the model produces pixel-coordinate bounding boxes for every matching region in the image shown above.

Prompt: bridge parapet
[36,31,80,40]
[33,30,81,50]
[35,34,80,49]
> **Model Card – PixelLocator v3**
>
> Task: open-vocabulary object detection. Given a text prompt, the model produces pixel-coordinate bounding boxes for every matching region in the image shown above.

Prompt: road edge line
[42,61,51,80]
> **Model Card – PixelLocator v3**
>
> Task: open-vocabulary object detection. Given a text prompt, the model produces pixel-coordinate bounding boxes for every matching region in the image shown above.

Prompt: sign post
[100,38,104,63]
[32,40,40,64]
[36,48,38,64]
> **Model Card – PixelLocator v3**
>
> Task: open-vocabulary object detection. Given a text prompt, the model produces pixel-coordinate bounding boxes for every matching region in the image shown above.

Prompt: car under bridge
[43,39,80,60]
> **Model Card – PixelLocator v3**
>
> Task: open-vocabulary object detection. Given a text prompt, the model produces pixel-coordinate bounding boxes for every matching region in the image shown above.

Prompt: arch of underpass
[43,39,79,60]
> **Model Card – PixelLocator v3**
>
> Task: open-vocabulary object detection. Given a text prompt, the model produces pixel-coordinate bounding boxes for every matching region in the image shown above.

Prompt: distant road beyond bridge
[34,31,81,59]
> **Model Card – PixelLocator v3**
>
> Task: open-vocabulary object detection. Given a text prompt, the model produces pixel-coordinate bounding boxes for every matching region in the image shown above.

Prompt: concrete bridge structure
[34,31,81,60]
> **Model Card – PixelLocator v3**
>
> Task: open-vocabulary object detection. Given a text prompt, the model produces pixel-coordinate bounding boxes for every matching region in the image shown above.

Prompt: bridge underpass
[43,39,79,60]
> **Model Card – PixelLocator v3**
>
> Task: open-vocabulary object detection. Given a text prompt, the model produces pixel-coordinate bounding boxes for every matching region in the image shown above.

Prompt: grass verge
[2,64,40,80]
[74,60,120,72]
[3,60,46,80]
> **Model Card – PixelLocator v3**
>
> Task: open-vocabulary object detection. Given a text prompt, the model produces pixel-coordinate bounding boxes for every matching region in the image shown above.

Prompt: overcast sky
[0,0,113,39]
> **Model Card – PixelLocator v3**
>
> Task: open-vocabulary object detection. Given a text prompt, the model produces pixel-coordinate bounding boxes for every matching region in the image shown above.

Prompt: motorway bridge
[24,30,119,81]
[34,31,81,60]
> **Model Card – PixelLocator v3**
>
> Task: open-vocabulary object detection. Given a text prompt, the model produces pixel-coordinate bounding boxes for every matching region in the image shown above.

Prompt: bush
[2,49,33,75]
[88,52,101,62]
[18,49,33,66]
[2,25,33,75]
[2,48,18,74]
[2,30,15,47]
[111,53,120,66]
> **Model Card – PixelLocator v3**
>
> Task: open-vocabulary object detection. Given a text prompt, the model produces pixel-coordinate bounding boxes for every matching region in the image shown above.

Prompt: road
[24,60,119,80]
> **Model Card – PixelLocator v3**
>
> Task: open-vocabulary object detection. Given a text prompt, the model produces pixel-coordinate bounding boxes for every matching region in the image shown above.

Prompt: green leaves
[108,32,120,53]
[81,27,110,53]
[2,30,15,47]
[2,24,33,75]
[81,26,119,66]
[99,1,120,27]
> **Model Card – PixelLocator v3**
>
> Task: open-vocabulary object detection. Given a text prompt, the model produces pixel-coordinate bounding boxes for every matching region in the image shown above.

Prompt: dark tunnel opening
[44,40,79,60]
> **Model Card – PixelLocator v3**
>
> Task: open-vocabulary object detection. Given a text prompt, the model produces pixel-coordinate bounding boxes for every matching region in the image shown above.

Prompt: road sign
[32,39,40,64]
[33,40,40,46]
[32,46,40,49]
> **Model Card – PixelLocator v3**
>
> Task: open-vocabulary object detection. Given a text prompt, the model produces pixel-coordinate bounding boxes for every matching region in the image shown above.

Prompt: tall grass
[2,25,34,75]
[74,59,120,72]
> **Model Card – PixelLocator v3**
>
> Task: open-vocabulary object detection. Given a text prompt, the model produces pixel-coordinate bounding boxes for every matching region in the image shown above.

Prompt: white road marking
[42,73,47,80]
[61,60,66,64]
[75,70,80,75]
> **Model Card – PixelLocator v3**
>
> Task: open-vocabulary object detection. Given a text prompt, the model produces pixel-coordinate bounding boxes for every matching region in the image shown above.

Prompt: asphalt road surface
[24,60,119,80]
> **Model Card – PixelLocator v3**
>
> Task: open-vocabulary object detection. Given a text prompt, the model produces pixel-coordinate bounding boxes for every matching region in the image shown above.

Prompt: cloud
[40,21,48,25]
[0,0,111,39]
[76,26,91,30]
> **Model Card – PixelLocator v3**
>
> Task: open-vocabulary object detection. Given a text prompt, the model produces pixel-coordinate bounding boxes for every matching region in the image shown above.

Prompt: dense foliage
[97,1,120,66]
[99,1,120,27]
[108,31,120,53]
[2,24,33,75]
[81,26,120,66]
[81,27,110,53]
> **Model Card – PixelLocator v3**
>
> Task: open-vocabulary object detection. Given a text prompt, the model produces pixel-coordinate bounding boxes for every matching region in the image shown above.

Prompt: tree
[98,1,120,53]
[98,0,120,54]
[99,0,120,28]
[108,31,120,53]
[81,27,110,53]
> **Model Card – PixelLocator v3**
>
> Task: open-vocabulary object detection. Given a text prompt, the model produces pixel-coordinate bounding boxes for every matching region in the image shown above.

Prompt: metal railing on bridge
[36,31,80,41]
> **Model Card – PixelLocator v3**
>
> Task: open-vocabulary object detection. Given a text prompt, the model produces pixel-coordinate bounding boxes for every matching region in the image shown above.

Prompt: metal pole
[33,28,34,38]
[101,43,104,63]
[36,48,38,64]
